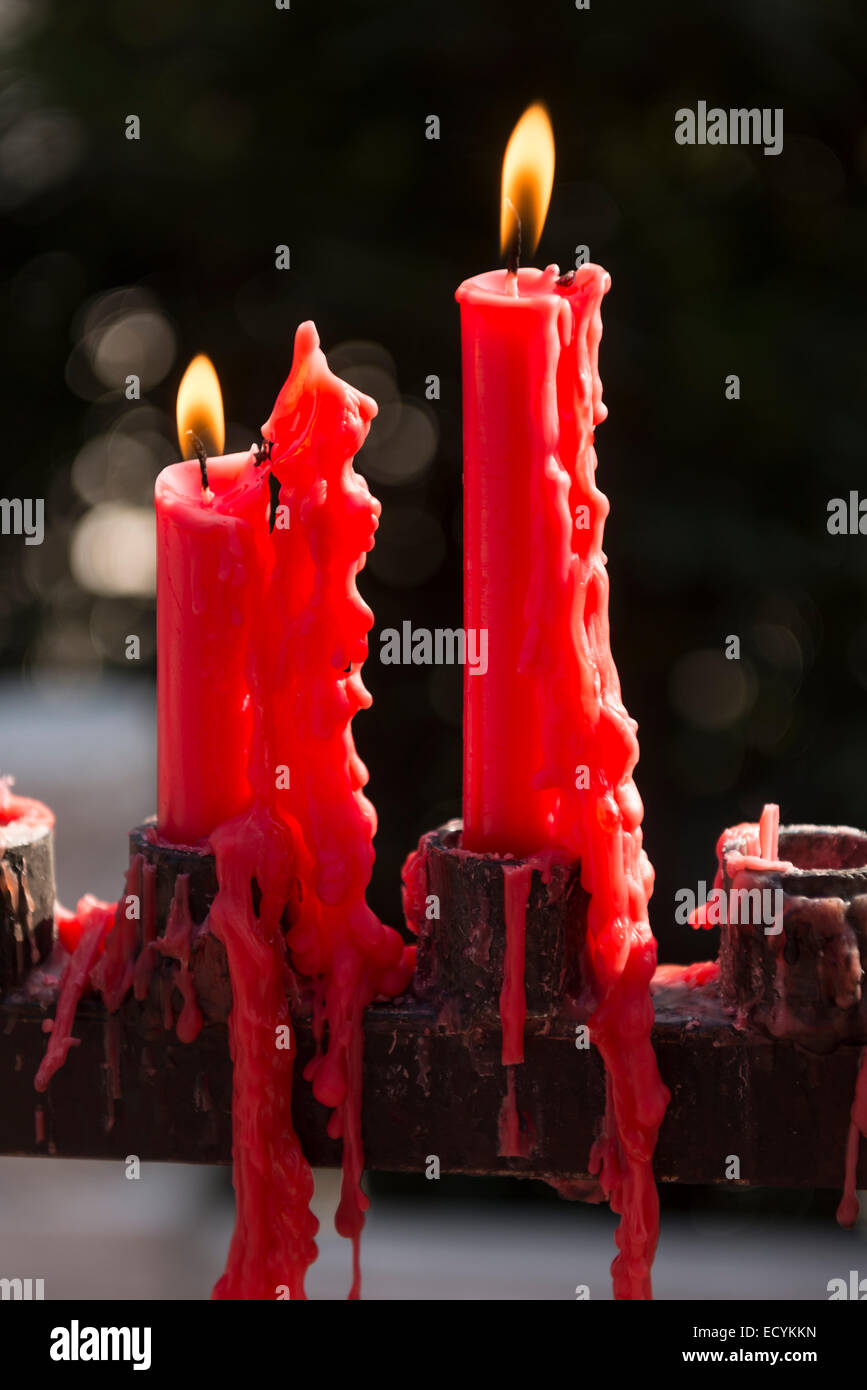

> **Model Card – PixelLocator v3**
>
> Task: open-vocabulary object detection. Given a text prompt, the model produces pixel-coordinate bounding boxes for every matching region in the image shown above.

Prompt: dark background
[3,0,867,963]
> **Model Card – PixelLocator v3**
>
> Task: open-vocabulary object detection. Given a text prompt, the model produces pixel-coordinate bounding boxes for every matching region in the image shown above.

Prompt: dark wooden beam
[1,961,863,1190]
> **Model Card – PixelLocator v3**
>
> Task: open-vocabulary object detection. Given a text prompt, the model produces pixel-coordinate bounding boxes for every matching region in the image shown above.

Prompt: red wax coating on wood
[457,264,669,1299]
[209,806,318,1300]
[36,855,204,1094]
[689,805,792,931]
[155,452,271,845]
[500,863,532,1066]
[497,1065,529,1159]
[0,782,54,842]
[34,896,115,1091]
[838,1046,867,1229]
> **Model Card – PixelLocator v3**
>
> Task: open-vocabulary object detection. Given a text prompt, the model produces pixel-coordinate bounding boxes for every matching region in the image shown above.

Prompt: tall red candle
[459,269,568,853]
[456,106,669,1299]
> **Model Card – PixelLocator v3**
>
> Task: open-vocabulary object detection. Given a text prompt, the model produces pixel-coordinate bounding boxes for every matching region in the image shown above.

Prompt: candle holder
[719,824,867,1048]
[0,813,55,995]
[5,809,867,1190]
[127,822,313,1025]
[408,820,588,1021]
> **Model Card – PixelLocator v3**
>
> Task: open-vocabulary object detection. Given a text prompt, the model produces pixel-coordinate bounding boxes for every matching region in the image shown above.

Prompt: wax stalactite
[34,896,116,1092]
[838,1047,867,1229]
[497,863,532,1158]
[254,321,416,1299]
[527,266,669,1301]
[208,806,318,1301]
[499,863,532,1067]
[34,852,207,1094]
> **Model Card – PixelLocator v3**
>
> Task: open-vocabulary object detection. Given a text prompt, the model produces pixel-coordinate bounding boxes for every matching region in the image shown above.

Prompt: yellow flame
[176,355,225,458]
[500,103,555,262]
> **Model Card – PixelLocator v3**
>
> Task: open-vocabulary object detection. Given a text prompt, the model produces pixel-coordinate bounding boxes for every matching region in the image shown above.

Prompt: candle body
[456,264,669,1299]
[155,452,270,844]
[458,268,569,855]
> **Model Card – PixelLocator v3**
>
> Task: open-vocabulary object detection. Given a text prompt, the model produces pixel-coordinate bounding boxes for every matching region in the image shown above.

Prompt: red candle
[155,357,271,844]
[459,267,573,854]
[38,326,414,1302]
[457,106,669,1299]
[459,105,557,855]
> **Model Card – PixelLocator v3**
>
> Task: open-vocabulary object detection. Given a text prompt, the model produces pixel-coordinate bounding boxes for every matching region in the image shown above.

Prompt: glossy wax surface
[457,263,669,1299]
[155,451,270,844]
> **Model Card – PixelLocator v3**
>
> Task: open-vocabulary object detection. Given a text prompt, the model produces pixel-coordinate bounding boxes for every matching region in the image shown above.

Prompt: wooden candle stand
[2,818,867,1192]
[0,815,54,996]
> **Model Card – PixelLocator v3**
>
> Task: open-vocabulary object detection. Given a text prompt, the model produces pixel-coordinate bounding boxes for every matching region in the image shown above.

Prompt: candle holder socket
[406,820,588,1023]
[718,824,867,1048]
[0,817,55,996]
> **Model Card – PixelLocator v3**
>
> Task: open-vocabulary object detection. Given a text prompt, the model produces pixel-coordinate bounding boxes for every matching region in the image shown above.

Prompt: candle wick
[255,438,274,467]
[504,197,522,277]
[267,472,282,533]
[186,430,209,492]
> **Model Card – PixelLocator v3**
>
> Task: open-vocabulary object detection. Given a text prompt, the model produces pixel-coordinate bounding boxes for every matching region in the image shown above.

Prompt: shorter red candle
[155,358,272,845]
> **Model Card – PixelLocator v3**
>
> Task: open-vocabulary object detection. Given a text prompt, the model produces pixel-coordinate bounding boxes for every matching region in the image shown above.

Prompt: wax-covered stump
[0,803,56,995]
[404,820,589,1020]
[128,824,311,1025]
[718,825,867,1047]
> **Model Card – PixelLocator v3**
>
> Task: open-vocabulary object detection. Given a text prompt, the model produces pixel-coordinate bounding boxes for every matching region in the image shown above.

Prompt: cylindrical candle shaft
[155,452,270,844]
[457,266,570,855]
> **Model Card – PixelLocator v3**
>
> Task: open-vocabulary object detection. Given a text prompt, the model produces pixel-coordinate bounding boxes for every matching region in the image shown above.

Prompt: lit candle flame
[176,354,225,459]
[500,103,555,270]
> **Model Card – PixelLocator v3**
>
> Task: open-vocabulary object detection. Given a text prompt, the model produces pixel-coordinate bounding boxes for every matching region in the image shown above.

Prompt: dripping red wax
[36,326,414,1299]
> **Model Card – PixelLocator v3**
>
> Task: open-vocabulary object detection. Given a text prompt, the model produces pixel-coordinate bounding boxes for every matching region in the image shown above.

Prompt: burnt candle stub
[0,798,56,995]
[718,824,867,1047]
[403,820,588,1021]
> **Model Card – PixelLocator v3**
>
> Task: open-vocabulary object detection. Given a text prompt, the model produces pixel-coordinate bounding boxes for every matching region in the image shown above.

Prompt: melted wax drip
[690,804,792,932]
[34,858,204,1092]
[838,1047,867,1229]
[35,897,116,1092]
[257,322,415,1298]
[525,267,669,1299]
[34,325,414,1301]
[209,807,318,1299]
[497,864,532,1158]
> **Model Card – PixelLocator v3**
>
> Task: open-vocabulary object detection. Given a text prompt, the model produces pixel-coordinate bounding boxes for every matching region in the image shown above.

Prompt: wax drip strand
[251,322,415,1297]
[209,807,318,1300]
[524,265,669,1299]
